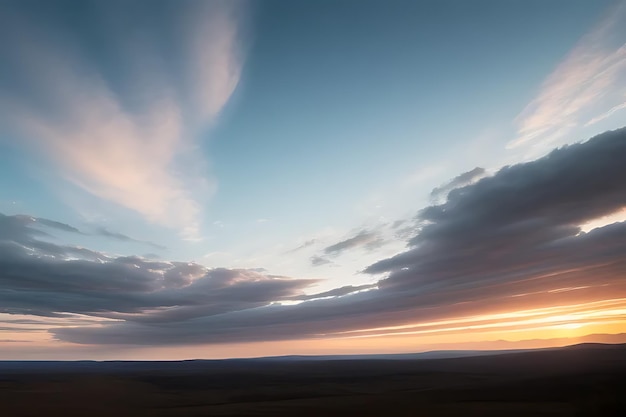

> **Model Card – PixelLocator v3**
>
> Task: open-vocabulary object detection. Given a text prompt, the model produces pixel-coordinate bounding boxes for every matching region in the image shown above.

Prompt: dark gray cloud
[0,213,90,259]
[430,167,486,200]
[323,230,385,256]
[368,129,626,281]
[1,213,164,250]
[0,214,317,324]
[5,129,626,346]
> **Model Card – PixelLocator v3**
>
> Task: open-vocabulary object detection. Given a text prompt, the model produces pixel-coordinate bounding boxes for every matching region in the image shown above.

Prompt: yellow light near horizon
[3,298,626,360]
[579,208,626,233]
[326,298,626,338]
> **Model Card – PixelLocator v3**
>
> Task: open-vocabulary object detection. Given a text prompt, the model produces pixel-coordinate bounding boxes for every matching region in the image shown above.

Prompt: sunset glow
[1,0,626,360]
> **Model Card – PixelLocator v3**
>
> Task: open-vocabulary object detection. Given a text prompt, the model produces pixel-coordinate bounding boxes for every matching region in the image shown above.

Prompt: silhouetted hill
[1,342,625,416]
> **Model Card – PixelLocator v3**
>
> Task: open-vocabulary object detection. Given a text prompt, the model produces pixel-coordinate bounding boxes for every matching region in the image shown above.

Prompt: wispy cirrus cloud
[94,227,166,250]
[310,255,333,267]
[323,230,385,257]
[510,3,626,151]
[9,213,164,250]
[0,1,246,238]
[585,101,626,126]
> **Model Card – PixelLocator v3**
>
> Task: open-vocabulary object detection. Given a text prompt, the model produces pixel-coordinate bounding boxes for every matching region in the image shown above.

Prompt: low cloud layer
[367,129,626,300]
[2,129,626,346]
[1,213,316,324]
[5,214,164,250]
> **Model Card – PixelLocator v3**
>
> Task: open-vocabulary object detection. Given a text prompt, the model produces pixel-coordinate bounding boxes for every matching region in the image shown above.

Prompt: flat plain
[1,343,625,416]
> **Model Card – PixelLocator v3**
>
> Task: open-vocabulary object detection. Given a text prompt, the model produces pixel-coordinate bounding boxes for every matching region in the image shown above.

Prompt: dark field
[1,344,625,417]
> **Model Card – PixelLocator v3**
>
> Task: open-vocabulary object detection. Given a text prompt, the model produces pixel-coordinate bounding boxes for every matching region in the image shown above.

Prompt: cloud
[310,255,333,267]
[0,1,245,237]
[95,227,166,250]
[0,213,316,324]
[32,217,82,234]
[367,128,626,298]
[287,239,317,254]
[585,101,626,126]
[0,213,93,260]
[183,0,245,124]
[295,284,377,301]
[3,129,626,346]
[2,213,164,250]
[391,220,406,229]
[7,215,82,237]
[323,230,385,256]
[430,167,485,200]
[510,3,626,150]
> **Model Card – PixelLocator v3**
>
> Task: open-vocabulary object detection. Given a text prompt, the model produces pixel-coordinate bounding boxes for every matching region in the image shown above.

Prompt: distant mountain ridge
[256,348,531,361]
[1,340,625,374]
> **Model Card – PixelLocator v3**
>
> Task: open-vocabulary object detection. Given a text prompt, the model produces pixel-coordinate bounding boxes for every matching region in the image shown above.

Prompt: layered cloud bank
[0,1,244,237]
[1,129,625,346]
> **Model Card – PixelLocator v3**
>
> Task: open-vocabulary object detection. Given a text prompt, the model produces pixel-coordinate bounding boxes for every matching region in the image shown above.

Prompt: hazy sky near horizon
[1,0,626,359]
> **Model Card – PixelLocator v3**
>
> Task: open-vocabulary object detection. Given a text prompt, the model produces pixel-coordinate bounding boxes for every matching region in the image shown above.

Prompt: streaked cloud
[94,227,166,250]
[0,128,623,346]
[510,3,626,151]
[310,255,333,267]
[294,284,377,301]
[1,213,316,325]
[323,230,385,256]
[585,101,626,126]
[32,217,82,234]
[0,1,246,237]
[430,167,486,201]
[286,239,317,254]
[5,213,164,250]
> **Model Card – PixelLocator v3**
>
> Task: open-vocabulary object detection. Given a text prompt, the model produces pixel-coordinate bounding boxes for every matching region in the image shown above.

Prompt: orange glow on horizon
[325,298,626,337]
[2,297,626,360]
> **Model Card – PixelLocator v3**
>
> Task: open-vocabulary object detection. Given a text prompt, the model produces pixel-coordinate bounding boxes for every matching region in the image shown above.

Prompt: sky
[1,0,626,360]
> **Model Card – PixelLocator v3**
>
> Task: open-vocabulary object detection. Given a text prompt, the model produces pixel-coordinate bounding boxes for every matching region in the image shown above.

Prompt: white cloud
[185,1,244,124]
[509,3,626,150]
[0,2,245,238]
[584,101,626,126]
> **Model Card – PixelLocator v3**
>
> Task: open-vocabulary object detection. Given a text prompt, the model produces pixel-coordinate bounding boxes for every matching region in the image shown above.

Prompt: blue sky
[1,0,626,359]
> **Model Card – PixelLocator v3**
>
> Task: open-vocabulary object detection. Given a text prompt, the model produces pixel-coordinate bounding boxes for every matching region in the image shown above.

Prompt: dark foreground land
[1,343,625,417]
